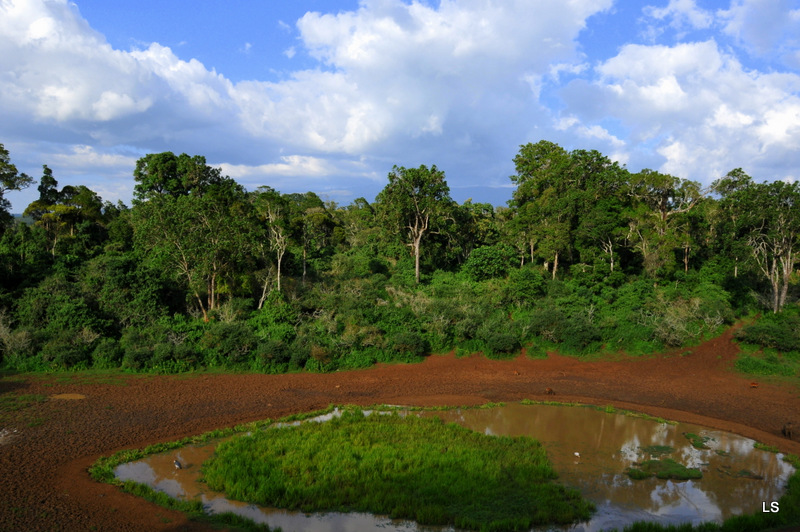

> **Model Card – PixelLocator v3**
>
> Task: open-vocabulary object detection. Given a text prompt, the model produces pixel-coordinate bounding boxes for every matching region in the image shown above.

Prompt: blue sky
[1,0,799,211]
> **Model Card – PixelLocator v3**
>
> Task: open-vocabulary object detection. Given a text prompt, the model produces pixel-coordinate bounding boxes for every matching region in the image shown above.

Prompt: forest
[0,140,799,375]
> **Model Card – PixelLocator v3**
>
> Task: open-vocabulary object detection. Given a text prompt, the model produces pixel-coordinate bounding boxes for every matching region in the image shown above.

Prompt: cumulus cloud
[2,0,799,212]
[719,0,800,66]
[643,0,714,33]
[0,0,613,200]
[562,39,800,183]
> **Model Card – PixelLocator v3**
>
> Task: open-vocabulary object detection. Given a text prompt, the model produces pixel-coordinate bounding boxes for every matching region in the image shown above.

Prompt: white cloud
[49,144,139,170]
[220,155,334,179]
[644,0,714,31]
[564,39,800,183]
[719,0,800,66]
[7,0,799,212]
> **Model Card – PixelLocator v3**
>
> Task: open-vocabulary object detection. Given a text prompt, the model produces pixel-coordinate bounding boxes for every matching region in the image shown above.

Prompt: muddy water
[114,404,794,531]
[423,404,794,530]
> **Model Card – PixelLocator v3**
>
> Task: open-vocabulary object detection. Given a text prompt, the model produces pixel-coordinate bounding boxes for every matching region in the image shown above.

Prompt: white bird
[574,452,581,458]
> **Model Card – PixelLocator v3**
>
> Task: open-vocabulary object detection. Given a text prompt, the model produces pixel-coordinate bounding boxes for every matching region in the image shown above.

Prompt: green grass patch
[641,445,674,458]
[754,441,780,453]
[202,409,594,530]
[626,458,702,481]
[733,342,800,378]
[683,432,713,449]
[716,467,763,480]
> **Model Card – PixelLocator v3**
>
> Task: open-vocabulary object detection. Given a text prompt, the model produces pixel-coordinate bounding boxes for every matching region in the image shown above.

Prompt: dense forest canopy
[0,140,798,373]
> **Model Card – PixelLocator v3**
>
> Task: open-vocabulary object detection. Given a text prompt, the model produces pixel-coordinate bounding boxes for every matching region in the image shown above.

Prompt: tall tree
[0,143,34,231]
[715,176,800,313]
[376,164,453,284]
[626,169,703,276]
[133,152,224,202]
[251,187,290,298]
[510,141,578,278]
[133,181,250,320]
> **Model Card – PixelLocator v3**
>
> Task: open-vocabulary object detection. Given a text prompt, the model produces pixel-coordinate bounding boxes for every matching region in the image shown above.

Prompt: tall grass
[203,409,594,530]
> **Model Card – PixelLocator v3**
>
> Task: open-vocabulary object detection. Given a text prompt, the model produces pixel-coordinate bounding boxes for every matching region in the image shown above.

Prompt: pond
[114,403,794,531]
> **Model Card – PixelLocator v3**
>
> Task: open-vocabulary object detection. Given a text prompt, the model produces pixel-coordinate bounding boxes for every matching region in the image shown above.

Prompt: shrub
[502,266,546,306]
[391,331,430,358]
[560,315,601,354]
[91,338,123,369]
[737,310,800,352]
[463,244,516,281]
[254,339,291,372]
[484,332,520,357]
[199,322,258,367]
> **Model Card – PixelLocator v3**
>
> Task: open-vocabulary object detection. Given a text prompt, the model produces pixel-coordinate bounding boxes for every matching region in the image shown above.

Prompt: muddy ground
[1,326,798,531]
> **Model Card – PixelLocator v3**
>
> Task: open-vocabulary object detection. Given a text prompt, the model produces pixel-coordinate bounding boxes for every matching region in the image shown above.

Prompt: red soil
[1,325,798,531]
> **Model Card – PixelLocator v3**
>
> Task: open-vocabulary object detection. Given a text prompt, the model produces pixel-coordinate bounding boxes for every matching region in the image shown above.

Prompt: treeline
[0,141,798,373]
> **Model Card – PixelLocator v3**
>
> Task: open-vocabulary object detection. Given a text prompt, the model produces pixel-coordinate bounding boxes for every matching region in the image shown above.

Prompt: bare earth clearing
[1,326,799,531]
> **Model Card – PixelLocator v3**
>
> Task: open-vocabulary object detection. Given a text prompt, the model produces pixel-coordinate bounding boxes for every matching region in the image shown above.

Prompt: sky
[1,0,799,212]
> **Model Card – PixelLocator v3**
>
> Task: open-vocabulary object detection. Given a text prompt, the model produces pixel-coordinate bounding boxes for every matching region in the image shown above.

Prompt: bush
[199,322,258,367]
[484,332,520,357]
[391,331,430,358]
[560,315,601,354]
[40,329,97,369]
[92,338,123,369]
[463,244,516,281]
[253,339,291,372]
[502,266,546,306]
[737,310,800,352]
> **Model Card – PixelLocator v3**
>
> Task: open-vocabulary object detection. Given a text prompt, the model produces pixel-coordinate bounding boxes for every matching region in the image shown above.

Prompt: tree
[715,176,800,313]
[24,175,106,257]
[510,141,584,278]
[285,192,334,285]
[133,152,224,202]
[376,165,454,284]
[710,168,753,278]
[133,182,251,320]
[626,169,703,276]
[0,143,34,230]
[251,187,290,299]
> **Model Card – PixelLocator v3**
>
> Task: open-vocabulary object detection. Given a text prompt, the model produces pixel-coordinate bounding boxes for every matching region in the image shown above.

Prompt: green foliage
[463,244,516,281]
[736,308,800,352]
[734,350,798,377]
[391,331,430,358]
[4,144,796,375]
[203,410,594,529]
[483,332,521,358]
[626,458,702,480]
[502,265,546,306]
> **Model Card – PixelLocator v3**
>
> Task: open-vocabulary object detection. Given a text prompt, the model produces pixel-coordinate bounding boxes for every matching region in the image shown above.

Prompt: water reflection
[425,404,793,530]
[114,404,794,531]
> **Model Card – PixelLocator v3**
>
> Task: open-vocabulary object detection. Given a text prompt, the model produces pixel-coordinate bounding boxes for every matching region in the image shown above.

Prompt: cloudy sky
[1,0,799,211]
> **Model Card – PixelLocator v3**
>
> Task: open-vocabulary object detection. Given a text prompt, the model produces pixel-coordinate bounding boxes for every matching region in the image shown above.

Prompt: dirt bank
[1,325,798,531]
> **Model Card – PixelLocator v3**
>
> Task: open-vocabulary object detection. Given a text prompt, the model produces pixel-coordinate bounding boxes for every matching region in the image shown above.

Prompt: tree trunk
[684,244,689,273]
[276,251,283,293]
[552,252,559,280]
[194,291,208,322]
[302,247,307,286]
[413,235,422,284]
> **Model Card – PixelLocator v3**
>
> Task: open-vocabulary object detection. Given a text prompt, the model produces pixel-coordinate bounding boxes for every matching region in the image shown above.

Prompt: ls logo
[762,502,780,513]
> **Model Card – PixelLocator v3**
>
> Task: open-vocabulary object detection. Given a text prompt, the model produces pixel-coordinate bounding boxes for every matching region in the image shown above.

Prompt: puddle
[0,428,19,445]
[114,404,794,531]
[423,404,794,530]
[51,393,86,400]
